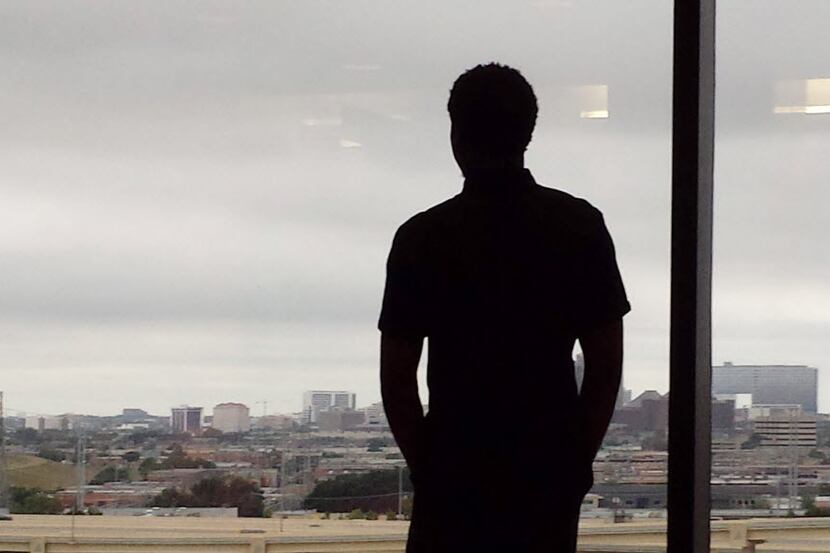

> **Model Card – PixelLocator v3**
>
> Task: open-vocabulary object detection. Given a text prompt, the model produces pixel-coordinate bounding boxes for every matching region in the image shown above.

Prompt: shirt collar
[462,167,536,196]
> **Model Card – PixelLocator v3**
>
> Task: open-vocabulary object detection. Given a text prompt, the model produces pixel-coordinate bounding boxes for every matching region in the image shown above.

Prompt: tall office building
[170,406,203,434]
[211,402,251,433]
[302,391,356,423]
[712,363,818,413]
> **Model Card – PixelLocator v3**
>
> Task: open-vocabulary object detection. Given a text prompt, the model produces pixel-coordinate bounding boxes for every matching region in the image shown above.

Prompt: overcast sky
[1,1,829,417]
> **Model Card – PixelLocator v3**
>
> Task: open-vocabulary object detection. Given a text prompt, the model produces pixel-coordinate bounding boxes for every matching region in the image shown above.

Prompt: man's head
[447,63,538,175]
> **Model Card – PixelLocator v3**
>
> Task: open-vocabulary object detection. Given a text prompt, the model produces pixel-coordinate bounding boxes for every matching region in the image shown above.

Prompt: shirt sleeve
[378,220,429,337]
[573,209,631,334]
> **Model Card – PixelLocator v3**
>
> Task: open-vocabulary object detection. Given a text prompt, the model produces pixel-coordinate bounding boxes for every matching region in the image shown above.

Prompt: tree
[808,449,826,460]
[138,457,159,479]
[149,476,264,517]
[159,444,215,469]
[304,469,412,513]
[90,466,130,485]
[366,438,388,452]
[9,487,62,514]
[122,451,141,463]
[13,428,40,446]
[37,448,66,462]
[741,433,763,449]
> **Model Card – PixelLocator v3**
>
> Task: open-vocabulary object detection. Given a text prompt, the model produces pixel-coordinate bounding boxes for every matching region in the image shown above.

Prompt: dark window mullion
[668,1,716,553]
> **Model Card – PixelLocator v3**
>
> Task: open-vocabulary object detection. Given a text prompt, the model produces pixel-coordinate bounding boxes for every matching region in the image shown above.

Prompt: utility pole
[75,430,86,513]
[0,391,9,519]
[397,465,403,518]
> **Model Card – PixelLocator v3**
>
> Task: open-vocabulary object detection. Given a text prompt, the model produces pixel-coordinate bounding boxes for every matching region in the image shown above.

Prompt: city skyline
[2,362,824,418]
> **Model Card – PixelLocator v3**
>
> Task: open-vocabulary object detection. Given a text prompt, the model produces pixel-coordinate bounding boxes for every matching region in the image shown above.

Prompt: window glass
[711,0,830,543]
[0,0,672,543]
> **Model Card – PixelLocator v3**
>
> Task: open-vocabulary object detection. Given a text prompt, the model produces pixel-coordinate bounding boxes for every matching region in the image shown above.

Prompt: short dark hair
[447,63,538,156]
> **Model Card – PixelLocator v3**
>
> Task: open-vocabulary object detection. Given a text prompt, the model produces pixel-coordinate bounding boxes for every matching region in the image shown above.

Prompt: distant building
[753,416,817,447]
[121,408,149,422]
[712,398,736,432]
[211,403,250,433]
[24,415,69,431]
[24,416,43,431]
[170,406,202,434]
[361,402,389,428]
[574,353,585,390]
[616,387,632,411]
[302,391,356,423]
[747,404,802,420]
[712,362,818,413]
[253,415,296,430]
[714,393,752,409]
[613,391,669,433]
[317,409,366,432]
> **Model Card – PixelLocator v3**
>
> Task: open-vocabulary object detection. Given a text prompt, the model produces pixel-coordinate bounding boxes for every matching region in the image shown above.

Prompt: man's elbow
[579,319,624,369]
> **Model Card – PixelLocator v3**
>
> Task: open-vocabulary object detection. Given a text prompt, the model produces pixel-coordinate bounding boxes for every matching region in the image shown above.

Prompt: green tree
[9,487,62,514]
[149,476,264,517]
[138,457,159,479]
[159,444,215,469]
[304,469,412,513]
[122,451,141,463]
[90,466,130,485]
[37,448,66,462]
[366,438,387,452]
[13,428,40,446]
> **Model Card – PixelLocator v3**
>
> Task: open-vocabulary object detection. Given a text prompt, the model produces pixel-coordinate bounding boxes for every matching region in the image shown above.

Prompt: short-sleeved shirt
[378,168,630,490]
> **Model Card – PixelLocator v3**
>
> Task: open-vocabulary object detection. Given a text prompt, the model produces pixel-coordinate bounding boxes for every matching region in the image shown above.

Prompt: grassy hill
[7,454,79,490]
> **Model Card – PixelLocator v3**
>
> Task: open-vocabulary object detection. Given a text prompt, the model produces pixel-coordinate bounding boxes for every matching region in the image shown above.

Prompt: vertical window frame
[667,1,716,552]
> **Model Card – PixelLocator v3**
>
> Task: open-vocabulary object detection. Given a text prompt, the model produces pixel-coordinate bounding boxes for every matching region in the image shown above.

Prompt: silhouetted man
[379,63,630,552]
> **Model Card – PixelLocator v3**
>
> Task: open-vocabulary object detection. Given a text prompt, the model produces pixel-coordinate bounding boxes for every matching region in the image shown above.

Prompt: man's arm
[577,319,624,461]
[380,333,426,472]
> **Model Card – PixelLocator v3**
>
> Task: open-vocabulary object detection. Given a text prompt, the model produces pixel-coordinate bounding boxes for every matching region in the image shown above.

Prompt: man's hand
[380,333,426,474]
[577,319,624,462]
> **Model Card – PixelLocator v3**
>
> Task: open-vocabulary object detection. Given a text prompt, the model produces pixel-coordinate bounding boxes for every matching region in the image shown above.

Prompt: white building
[212,402,251,433]
[24,415,68,431]
[361,402,388,428]
[302,391,356,423]
[753,416,817,447]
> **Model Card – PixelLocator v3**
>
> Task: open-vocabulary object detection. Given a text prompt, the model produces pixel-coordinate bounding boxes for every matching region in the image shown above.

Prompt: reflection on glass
[713,0,830,549]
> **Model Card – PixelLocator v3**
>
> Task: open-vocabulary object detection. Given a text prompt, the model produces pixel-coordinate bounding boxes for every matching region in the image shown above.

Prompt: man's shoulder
[532,183,603,223]
[394,194,464,236]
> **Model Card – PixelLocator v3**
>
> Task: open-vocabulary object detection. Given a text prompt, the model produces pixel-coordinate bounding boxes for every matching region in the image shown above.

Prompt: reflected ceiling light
[578,85,609,119]
[302,117,342,127]
[343,64,382,71]
[389,114,411,121]
[339,139,362,148]
[774,78,830,115]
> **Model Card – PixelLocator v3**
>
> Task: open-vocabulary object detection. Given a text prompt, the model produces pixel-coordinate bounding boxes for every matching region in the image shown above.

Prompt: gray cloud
[1,1,829,415]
